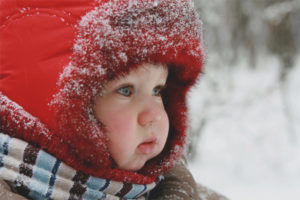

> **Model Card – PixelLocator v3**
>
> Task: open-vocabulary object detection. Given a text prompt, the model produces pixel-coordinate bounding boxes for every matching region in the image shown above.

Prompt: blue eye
[152,87,160,96]
[152,86,165,96]
[117,86,132,96]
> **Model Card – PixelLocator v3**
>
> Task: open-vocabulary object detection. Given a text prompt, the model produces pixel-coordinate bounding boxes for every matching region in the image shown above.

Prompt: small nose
[138,104,162,126]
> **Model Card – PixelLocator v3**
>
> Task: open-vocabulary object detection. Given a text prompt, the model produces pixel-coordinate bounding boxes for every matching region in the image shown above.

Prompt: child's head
[0,0,205,184]
[93,63,169,171]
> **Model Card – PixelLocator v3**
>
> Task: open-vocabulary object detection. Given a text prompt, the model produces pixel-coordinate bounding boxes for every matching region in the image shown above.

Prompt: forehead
[133,63,168,76]
[114,63,168,81]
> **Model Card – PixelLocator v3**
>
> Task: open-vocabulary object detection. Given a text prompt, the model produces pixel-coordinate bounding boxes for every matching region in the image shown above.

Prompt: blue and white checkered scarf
[0,132,160,200]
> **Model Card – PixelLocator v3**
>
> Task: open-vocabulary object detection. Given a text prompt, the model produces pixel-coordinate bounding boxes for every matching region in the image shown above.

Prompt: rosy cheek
[108,113,136,136]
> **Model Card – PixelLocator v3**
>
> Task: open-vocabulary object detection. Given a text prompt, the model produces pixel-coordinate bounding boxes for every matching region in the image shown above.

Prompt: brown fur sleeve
[149,158,229,200]
[0,179,28,200]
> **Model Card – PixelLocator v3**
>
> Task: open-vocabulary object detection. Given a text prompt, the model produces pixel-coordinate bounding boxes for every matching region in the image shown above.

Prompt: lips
[137,137,157,155]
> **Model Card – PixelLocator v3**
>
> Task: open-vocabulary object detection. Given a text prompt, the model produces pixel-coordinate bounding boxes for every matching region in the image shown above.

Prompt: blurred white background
[187,1,300,199]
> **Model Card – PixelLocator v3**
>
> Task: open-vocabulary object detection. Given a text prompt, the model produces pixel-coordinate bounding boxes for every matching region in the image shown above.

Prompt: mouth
[137,137,157,155]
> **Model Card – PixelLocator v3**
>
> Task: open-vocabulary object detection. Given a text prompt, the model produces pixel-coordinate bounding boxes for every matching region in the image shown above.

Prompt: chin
[119,160,146,172]
[128,163,145,172]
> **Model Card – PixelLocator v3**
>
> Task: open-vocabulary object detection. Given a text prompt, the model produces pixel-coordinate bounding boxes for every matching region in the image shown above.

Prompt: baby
[0,0,221,199]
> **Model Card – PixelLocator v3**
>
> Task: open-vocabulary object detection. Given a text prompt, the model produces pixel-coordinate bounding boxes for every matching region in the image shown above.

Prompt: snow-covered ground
[188,54,300,200]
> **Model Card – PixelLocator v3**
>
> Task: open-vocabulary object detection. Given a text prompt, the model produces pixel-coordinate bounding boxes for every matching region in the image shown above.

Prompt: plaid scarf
[0,132,160,200]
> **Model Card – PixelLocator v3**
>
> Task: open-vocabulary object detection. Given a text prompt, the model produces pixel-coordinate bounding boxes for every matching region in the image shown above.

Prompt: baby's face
[93,63,169,171]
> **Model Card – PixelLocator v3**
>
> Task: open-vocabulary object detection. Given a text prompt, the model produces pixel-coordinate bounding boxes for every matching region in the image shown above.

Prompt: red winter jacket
[0,0,204,185]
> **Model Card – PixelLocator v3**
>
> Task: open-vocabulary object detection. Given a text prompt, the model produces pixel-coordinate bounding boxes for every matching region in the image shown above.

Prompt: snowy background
[187,0,300,200]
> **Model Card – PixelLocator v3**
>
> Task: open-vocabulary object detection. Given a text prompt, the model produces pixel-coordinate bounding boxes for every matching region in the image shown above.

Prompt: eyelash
[152,85,166,96]
[117,86,133,96]
[116,85,166,97]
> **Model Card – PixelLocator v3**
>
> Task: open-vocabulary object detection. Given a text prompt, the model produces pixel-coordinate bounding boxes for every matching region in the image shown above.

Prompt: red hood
[0,0,204,184]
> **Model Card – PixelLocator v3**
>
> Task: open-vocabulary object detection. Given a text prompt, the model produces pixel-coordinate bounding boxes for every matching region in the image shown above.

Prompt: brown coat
[149,159,229,200]
[0,161,228,200]
[0,179,27,200]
